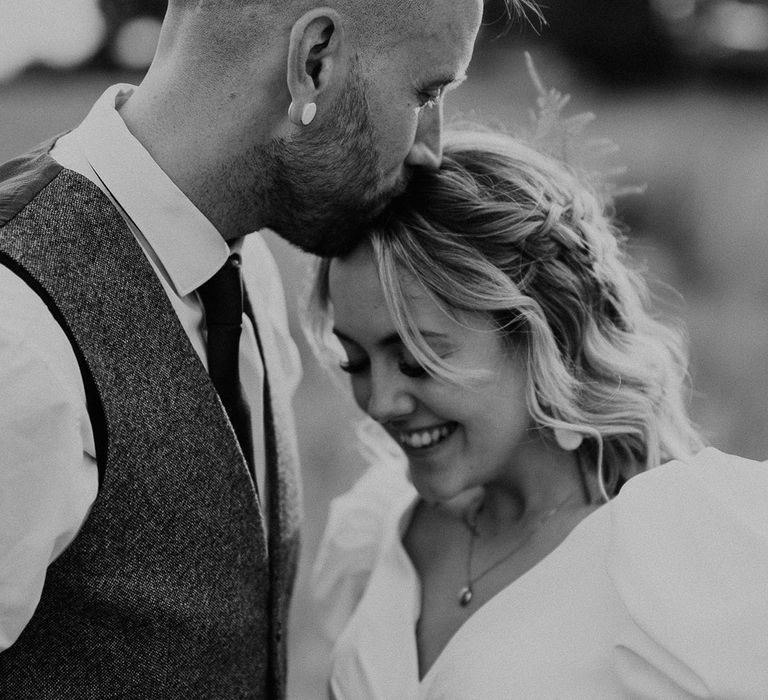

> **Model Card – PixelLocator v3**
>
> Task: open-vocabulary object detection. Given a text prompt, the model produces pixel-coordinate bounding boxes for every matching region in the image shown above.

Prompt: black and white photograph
[1,1,767,698]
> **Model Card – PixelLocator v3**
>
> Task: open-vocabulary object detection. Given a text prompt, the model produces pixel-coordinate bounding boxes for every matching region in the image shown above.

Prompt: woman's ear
[286,8,346,126]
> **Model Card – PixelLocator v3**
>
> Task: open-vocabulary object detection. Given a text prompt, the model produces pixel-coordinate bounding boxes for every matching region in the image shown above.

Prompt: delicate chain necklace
[457,495,575,607]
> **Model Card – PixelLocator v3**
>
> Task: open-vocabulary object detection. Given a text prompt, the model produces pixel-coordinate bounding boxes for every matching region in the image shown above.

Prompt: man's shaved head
[162,0,538,51]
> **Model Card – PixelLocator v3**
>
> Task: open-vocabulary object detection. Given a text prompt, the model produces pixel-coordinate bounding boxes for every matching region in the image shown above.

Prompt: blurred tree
[99,0,166,25]
[486,0,683,86]
[93,0,167,68]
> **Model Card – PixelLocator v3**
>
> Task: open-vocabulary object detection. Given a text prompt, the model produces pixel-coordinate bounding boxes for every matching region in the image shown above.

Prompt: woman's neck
[469,440,590,537]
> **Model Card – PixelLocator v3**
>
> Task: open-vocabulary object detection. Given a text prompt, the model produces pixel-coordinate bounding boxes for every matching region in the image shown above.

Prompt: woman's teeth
[398,424,454,449]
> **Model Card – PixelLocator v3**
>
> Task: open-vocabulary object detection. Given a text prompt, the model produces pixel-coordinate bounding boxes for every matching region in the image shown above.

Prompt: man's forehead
[375,0,482,44]
[369,0,482,74]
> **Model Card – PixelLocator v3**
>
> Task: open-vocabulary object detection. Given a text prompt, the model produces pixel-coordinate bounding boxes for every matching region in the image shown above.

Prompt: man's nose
[406,102,444,171]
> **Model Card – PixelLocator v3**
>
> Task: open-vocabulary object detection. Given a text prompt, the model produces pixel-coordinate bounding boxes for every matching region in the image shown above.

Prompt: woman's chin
[409,469,479,506]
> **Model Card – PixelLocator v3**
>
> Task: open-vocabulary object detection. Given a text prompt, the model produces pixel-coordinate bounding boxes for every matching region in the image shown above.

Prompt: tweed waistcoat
[0,145,301,699]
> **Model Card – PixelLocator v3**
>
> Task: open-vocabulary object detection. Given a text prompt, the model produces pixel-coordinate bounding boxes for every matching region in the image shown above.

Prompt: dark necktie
[198,253,255,482]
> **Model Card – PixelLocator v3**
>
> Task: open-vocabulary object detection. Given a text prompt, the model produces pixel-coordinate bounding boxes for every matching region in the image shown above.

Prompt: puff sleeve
[608,449,768,698]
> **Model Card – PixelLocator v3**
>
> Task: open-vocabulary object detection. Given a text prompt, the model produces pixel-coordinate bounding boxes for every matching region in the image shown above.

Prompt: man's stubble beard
[247,67,399,258]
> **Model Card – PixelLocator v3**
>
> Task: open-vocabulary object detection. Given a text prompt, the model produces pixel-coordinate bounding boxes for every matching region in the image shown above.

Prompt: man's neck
[118,78,276,241]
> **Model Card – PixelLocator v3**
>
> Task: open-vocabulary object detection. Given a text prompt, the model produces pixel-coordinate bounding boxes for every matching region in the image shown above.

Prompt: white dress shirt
[0,85,300,651]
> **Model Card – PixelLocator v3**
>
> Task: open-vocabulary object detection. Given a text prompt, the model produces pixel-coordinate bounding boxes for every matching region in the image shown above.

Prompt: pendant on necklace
[458,585,473,607]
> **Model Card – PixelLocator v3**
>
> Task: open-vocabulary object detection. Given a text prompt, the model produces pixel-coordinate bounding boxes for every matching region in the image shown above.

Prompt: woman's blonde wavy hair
[309,129,704,500]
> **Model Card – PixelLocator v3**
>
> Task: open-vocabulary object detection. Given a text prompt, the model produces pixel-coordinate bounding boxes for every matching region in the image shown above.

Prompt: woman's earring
[554,427,583,451]
[288,101,317,126]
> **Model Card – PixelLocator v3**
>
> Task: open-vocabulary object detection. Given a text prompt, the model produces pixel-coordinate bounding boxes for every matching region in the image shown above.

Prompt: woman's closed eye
[339,356,369,375]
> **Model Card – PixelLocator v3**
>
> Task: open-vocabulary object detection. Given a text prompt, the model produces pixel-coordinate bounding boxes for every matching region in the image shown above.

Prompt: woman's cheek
[351,378,371,416]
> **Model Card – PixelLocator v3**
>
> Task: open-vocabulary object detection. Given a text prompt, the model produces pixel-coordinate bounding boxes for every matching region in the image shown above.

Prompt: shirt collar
[73,84,230,297]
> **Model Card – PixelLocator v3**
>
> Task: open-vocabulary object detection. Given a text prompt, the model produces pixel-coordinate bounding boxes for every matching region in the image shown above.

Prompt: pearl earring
[554,427,583,451]
[300,102,317,125]
[288,101,317,126]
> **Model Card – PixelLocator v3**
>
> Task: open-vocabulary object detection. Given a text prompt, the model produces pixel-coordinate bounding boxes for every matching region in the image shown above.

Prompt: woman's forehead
[329,247,494,340]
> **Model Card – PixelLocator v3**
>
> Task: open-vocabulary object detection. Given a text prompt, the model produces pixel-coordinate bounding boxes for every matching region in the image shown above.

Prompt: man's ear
[286,8,346,125]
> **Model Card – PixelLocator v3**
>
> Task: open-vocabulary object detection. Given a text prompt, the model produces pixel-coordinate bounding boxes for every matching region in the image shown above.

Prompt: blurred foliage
[467,0,681,86]
[532,0,682,85]
[92,0,166,68]
[99,0,165,23]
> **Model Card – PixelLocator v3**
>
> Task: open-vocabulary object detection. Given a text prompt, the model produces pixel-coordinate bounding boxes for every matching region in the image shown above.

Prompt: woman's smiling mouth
[396,422,458,450]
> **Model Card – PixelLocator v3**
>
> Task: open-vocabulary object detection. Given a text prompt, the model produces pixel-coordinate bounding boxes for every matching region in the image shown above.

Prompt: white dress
[311,448,768,699]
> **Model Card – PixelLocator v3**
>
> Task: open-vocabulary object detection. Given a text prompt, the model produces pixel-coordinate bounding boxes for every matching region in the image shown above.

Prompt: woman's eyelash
[339,358,369,375]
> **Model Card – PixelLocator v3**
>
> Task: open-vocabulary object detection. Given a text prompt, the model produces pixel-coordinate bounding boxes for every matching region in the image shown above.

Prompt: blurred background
[2,0,768,695]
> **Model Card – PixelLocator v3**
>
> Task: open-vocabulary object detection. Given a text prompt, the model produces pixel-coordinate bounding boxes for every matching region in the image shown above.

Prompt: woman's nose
[363,370,417,424]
